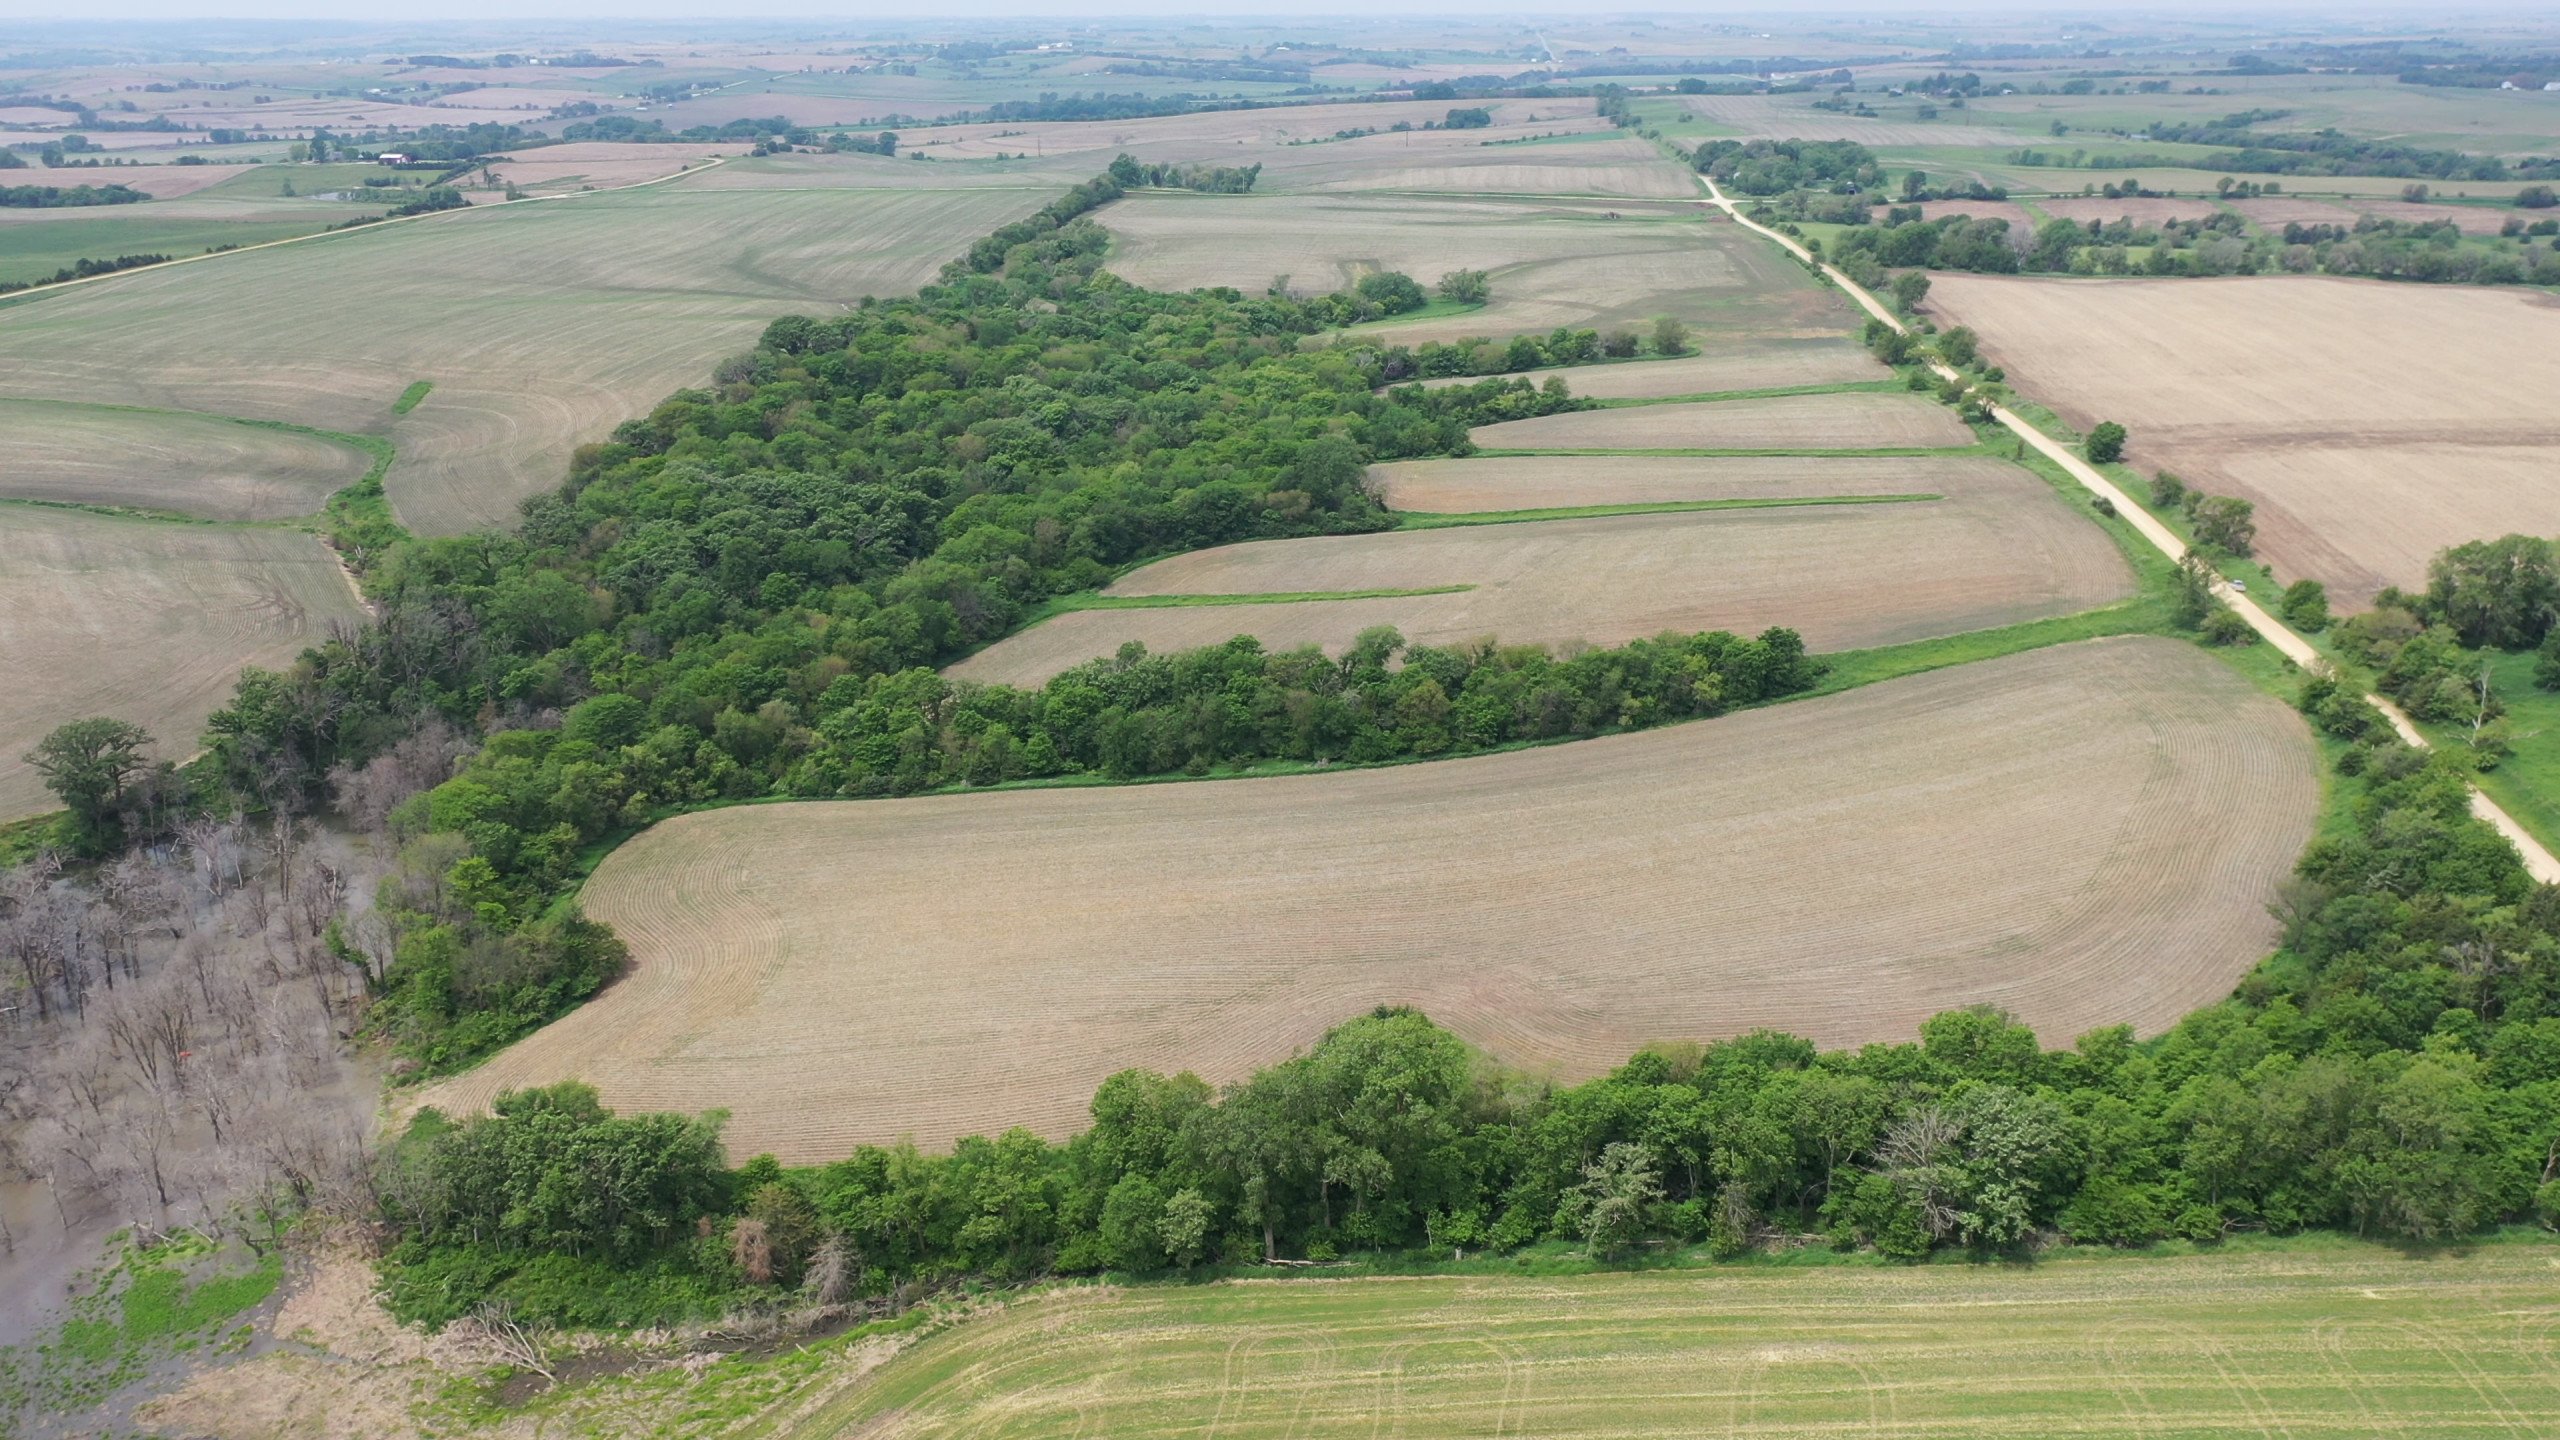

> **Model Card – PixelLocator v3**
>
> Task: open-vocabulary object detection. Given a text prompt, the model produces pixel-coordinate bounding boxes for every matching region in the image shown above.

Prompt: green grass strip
[1806,595,2176,698]
[1395,493,1937,529]
[391,380,433,414]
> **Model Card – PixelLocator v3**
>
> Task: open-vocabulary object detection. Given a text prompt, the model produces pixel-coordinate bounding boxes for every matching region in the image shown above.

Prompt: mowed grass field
[1923,274,2560,607]
[0,169,1053,535]
[1102,193,1854,346]
[777,1243,2560,1439]
[0,398,373,520]
[1470,391,1973,451]
[422,639,2313,1160]
[949,456,2126,687]
[0,508,364,820]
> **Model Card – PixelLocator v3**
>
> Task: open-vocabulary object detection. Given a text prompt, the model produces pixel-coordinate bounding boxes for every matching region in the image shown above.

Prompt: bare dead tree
[1880,1103,1965,1241]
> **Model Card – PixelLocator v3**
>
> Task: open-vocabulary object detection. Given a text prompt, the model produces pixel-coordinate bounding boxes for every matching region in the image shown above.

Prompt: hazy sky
[14,1,2554,25]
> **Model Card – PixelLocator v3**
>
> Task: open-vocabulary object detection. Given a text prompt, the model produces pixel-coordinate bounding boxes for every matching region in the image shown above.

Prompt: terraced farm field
[1102,193,1853,344]
[1369,453,2014,513]
[1470,391,1974,451]
[0,509,364,820]
[424,639,2313,1159]
[951,458,2127,686]
[0,177,1051,535]
[1413,342,1882,398]
[778,1243,2560,1439]
[1924,274,2560,606]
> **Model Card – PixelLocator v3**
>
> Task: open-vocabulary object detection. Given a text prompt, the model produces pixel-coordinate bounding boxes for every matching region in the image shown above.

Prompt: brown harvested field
[2231,197,2362,229]
[947,460,2129,687]
[1368,453,2011,513]
[0,399,372,520]
[2032,196,2225,226]
[0,178,1053,536]
[1470,392,1974,451]
[0,509,364,821]
[1413,342,1882,398]
[482,143,740,194]
[1925,274,2560,605]
[422,638,2315,1159]
[16,164,244,200]
[898,97,1590,169]
[1104,193,1853,345]
[1274,133,1694,199]
[1680,95,2019,149]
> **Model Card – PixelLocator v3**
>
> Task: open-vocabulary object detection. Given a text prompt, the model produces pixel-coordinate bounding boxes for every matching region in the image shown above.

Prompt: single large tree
[2425,533,2560,649]
[26,717,152,851]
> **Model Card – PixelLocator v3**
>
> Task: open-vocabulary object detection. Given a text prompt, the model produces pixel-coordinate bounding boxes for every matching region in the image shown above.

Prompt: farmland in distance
[423,639,2313,1160]
[0,169,1054,535]
[1101,192,1853,346]
[1921,274,2560,608]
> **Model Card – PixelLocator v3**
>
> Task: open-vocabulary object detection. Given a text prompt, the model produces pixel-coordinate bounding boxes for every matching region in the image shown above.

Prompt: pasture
[1923,274,2560,606]
[423,639,2311,1160]
[1102,193,1853,344]
[780,1242,2560,1439]
[950,458,2127,686]
[0,509,364,820]
[0,399,372,520]
[0,173,1052,535]
[1470,391,1975,451]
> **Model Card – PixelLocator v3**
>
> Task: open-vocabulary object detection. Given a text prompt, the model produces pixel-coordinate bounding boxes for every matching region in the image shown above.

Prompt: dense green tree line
[1105,153,1261,192]
[1824,206,2560,288]
[375,701,2560,1327]
[185,176,1615,1068]
[0,182,145,207]
[1695,138,1882,197]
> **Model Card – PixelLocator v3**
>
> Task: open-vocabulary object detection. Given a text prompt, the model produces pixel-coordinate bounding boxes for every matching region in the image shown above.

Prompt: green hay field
[774,1241,2560,1438]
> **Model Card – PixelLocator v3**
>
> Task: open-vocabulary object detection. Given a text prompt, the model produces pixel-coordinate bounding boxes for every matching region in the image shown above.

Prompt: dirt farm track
[423,638,2318,1161]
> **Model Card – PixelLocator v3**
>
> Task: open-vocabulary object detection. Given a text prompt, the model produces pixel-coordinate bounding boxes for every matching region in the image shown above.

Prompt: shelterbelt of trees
[375,715,2560,1327]
[148,171,1799,1074]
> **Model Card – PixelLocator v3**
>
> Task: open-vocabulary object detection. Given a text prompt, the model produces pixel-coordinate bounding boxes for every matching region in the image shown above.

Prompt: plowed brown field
[1368,453,2010,513]
[1469,392,1974,451]
[0,400,373,520]
[950,459,2125,686]
[1103,193,1852,345]
[1924,274,2560,605]
[0,509,365,820]
[0,179,1051,535]
[420,639,2316,1160]
[1412,343,1882,398]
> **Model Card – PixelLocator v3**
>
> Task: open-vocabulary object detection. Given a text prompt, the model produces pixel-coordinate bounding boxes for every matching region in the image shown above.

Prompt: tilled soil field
[1103,192,1853,345]
[1411,343,1882,398]
[1367,452,2016,513]
[0,509,365,820]
[1924,273,2560,605]
[951,460,2126,686]
[1469,391,1975,451]
[0,399,373,520]
[421,639,2315,1160]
